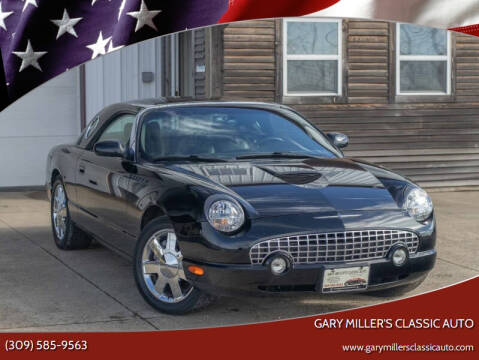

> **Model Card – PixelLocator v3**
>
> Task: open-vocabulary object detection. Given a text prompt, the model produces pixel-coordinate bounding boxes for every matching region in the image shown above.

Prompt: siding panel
[347,21,389,104]
[85,37,164,120]
[222,20,276,102]
[194,28,206,97]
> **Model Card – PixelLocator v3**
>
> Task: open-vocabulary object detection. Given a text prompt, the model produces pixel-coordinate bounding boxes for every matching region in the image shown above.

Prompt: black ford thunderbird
[46,99,436,314]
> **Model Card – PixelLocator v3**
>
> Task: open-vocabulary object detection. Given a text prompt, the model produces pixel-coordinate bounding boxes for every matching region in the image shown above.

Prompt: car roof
[79,98,303,149]
[124,97,294,112]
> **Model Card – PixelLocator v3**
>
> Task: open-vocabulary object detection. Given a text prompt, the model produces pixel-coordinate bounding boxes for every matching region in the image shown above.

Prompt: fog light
[392,247,408,266]
[270,256,288,275]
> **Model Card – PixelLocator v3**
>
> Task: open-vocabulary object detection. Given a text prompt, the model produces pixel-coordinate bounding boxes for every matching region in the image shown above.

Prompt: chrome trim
[142,229,193,303]
[250,230,419,265]
[410,249,436,258]
[52,183,67,240]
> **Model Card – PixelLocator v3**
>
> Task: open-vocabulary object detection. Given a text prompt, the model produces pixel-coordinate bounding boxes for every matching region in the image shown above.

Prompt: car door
[74,112,137,254]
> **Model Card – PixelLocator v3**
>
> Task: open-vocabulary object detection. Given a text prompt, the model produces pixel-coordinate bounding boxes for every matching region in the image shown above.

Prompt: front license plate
[322,266,370,293]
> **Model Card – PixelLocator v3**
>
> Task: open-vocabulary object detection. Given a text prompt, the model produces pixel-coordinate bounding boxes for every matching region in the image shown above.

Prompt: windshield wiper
[236,152,321,160]
[151,155,228,163]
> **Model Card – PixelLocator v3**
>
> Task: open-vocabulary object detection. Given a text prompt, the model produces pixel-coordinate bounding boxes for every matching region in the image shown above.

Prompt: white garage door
[0,69,81,188]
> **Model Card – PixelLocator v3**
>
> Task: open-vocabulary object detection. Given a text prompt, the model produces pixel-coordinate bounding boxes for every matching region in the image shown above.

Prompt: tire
[133,217,211,314]
[368,277,426,297]
[51,177,91,250]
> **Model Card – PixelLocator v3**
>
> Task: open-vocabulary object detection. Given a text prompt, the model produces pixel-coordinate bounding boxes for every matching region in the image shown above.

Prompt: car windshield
[139,106,338,161]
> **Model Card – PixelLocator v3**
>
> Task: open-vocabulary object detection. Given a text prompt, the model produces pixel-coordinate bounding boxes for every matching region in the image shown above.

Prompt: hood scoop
[174,159,384,188]
[257,165,325,185]
[176,163,322,187]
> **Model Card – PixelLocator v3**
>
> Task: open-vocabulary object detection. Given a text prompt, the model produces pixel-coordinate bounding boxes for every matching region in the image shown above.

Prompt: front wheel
[51,178,91,250]
[133,218,208,314]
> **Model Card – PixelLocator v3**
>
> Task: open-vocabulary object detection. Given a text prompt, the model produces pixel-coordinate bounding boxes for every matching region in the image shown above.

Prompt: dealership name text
[314,318,474,329]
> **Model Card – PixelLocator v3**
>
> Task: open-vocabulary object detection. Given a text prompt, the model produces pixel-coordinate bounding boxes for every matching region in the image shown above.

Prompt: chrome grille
[249,230,419,265]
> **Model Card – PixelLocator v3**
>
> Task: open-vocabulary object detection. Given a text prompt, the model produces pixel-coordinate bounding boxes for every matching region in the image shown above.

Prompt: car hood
[169,158,404,217]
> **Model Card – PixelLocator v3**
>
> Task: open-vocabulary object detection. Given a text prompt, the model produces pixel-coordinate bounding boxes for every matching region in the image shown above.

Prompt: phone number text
[4,339,88,352]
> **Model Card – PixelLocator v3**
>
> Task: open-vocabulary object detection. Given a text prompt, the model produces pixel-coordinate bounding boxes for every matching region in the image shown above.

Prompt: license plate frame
[321,265,370,293]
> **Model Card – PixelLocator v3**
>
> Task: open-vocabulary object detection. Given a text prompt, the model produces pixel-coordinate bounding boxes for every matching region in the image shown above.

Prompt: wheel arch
[51,169,61,186]
[141,205,166,230]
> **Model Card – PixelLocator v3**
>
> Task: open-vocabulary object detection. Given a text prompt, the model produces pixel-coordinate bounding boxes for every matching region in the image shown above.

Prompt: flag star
[127,0,161,32]
[13,40,47,72]
[22,0,37,12]
[51,9,82,39]
[91,0,112,6]
[107,40,124,53]
[86,31,111,59]
[0,2,13,31]
[118,0,126,20]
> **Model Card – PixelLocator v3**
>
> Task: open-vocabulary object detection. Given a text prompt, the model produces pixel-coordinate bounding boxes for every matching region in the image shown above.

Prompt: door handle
[89,179,98,186]
[79,164,85,174]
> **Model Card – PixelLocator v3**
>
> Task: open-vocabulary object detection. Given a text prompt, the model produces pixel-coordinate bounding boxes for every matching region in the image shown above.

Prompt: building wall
[84,38,164,122]
[0,69,81,188]
[345,21,389,104]
[218,19,479,188]
[194,28,207,98]
[84,31,206,121]
[222,20,276,102]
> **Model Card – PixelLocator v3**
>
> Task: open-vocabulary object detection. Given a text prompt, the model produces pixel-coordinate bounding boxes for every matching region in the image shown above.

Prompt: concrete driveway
[0,190,478,332]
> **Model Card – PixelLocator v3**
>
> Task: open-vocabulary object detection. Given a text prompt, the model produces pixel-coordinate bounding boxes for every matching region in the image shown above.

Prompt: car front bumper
[176,211,436,296]
[183,249,436,296]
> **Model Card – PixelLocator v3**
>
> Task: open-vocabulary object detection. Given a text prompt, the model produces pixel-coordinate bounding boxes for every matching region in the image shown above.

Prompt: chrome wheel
[52,184,68,240]
[142,229,193,303]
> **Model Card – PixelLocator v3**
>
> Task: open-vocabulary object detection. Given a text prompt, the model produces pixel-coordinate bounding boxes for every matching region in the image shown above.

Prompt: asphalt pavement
[0,190,477,331]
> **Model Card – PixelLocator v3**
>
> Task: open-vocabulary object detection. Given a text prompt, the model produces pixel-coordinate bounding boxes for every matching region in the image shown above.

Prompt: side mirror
[327,132,349,149]
[94,140,125,157]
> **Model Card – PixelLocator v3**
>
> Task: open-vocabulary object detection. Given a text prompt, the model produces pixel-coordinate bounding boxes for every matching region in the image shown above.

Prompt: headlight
[404,187,433,222]
[207,199,245,233]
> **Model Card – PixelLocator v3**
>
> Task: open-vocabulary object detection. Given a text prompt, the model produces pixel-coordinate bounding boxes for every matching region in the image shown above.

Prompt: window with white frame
[396,23,451,95]
[283,18,342,96]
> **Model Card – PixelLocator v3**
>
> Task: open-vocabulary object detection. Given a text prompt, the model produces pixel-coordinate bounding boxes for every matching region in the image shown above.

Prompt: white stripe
[310,0,479,30]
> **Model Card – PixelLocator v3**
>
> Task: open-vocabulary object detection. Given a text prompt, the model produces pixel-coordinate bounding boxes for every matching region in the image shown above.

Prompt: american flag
[0,0,230,109]
[1,0,478,111]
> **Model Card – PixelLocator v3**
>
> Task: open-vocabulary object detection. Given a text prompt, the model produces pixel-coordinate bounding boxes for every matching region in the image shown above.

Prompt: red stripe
[219,0,479,38]
[450,24,479,37]
[219,0,340,23]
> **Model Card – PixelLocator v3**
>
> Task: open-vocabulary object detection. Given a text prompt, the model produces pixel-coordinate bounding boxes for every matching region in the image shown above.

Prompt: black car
[46,99,436,314]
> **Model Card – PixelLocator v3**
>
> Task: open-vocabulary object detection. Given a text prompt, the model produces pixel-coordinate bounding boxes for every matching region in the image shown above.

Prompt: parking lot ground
[0,190,478,332]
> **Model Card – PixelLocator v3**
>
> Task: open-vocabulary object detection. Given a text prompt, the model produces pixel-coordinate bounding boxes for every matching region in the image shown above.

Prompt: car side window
[96,114,136,147]
[86,116,99,139]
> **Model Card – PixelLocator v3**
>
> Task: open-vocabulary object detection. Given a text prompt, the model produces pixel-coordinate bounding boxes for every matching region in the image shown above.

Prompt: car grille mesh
[249,230,419,265]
